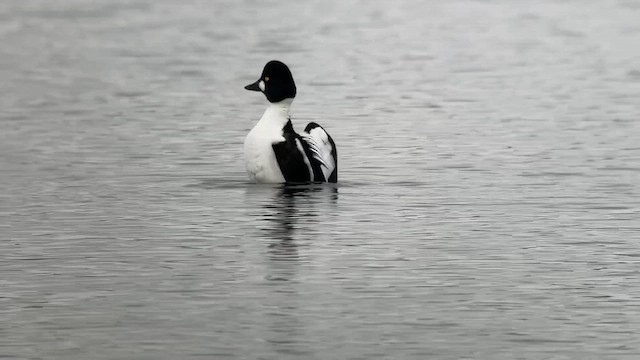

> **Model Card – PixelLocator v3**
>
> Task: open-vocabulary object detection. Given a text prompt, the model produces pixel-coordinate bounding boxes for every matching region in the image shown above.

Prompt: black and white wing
[272,120,314,183]
[300,122,338,183]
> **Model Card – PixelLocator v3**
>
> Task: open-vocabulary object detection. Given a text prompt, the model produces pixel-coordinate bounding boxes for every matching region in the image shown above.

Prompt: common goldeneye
[244,60,338,184]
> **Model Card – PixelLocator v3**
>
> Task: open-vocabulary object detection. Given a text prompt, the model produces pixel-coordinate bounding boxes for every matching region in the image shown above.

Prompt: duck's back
[244,118,338,184]
[300,122,338,183]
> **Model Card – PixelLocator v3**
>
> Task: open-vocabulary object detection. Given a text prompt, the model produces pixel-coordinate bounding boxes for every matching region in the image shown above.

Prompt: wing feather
[301,122,337,182]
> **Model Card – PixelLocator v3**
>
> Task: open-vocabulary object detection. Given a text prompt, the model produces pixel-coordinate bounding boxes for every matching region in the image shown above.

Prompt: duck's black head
[245,60,297,103]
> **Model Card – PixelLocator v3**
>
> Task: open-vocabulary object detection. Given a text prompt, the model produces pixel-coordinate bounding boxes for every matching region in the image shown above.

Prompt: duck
[243,60,338,184]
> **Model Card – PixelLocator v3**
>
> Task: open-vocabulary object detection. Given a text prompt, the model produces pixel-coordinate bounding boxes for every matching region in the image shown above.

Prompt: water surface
[1,0,640,359]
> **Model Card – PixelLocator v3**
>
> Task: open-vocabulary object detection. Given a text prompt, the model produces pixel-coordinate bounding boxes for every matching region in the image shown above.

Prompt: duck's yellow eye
[264,77,269,81]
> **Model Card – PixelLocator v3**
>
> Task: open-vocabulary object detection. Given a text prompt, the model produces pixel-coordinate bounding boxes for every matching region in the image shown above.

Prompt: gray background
[1,0,640,359]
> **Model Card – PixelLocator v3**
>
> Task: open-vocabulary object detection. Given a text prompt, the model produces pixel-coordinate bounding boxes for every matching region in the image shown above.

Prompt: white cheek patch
[258,80,265,91]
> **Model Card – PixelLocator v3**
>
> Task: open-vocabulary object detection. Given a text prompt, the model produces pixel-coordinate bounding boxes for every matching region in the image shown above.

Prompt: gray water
[1,0,640,359]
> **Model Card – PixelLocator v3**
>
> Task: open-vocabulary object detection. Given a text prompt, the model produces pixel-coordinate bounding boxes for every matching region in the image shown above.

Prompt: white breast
[243,101,291,183]
[244,127,285,183]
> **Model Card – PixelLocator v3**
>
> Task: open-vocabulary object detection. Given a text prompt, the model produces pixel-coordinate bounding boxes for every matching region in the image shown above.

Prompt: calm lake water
[2,0,640,359]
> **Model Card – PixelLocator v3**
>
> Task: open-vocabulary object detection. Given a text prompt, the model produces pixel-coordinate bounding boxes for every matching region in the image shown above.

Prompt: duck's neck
[258,98,294,129]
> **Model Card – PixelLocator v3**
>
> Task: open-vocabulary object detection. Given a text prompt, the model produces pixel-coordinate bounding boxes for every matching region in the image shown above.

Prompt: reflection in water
[262,184,338,265]
[264,187,299,259]
[257,185,338,356]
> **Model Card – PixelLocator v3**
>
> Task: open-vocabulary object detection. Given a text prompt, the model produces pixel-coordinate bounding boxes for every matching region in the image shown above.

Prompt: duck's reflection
[263,186,299,260]
[262,184,338,267]
[257,184,337,355]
